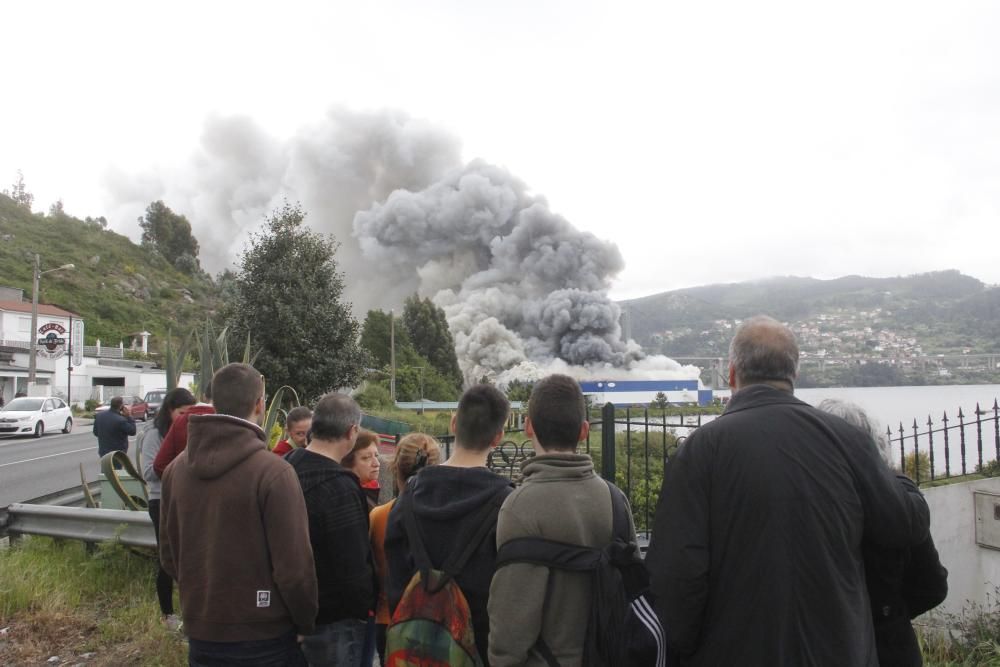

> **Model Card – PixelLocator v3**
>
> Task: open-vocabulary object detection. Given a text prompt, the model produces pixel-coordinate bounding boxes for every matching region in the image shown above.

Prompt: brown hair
[210,363,263,419]
[342,429,380,468]
[455,384,509,452]
[528,374,586,451]
[391,433,442,488]
[285,405,312,428]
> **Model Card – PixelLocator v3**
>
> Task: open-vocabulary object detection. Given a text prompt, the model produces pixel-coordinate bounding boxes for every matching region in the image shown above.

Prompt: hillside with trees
[0,191,219,349]
[622,271,1000,386]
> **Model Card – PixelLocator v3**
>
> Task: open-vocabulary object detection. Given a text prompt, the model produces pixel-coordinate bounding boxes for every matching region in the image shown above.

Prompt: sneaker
[162,614,183,633]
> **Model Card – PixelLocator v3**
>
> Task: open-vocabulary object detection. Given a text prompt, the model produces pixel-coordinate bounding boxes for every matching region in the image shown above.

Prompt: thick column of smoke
[353,159,697,383]
[103,108,698,384]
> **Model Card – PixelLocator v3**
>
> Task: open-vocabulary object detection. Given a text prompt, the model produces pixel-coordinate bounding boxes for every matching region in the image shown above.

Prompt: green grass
[0,537,185,666]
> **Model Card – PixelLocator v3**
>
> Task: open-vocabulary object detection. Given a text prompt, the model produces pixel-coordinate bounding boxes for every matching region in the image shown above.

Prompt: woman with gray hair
[817,399,948,666]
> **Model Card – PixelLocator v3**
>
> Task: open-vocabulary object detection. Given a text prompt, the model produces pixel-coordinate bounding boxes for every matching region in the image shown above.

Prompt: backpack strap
[605,479,631,544]
[401,493,435,576]
[495,537,603,571]
[403,486,507,593]
[439,487,506,577]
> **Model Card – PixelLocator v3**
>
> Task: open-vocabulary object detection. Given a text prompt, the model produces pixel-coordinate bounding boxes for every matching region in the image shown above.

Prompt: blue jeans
[188,630,306,666]
[301,618,369,667]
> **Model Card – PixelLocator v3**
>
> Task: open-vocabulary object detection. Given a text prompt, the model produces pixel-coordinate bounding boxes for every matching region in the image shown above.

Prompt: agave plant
[164,328,193,391]
[263,384,302,450]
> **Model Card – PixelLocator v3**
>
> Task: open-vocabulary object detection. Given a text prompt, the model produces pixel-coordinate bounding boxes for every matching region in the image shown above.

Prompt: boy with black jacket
[287,393,376,667]
[385,384,513,664]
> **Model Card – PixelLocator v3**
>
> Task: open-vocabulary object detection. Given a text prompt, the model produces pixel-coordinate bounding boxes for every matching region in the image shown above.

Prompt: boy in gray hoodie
[488,374,638,666]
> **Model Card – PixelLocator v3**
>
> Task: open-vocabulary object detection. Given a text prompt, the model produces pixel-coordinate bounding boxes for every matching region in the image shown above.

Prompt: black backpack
[495,480,667,667]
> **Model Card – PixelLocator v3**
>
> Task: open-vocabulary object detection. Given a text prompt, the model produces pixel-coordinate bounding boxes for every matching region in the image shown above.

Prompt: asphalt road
[0,420,124,507]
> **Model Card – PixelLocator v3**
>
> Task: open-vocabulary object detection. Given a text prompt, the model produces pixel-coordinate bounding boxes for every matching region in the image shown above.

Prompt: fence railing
[420,403,710,536]
[889,399,1000,484]
[387,399,1000,535]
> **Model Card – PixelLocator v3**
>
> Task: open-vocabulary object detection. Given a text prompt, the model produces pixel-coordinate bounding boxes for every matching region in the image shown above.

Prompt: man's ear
[525,417,535,438]
[450,414,458,434]
[578,420,590,443]
[728,364,737,389]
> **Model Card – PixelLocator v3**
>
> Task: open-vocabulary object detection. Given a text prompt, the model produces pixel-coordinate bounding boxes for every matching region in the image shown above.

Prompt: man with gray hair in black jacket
[646,315,931,666]
[286,392,376,667]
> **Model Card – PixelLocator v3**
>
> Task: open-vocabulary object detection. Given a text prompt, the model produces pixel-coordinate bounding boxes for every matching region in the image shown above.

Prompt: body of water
[711,384,1000,433]
[793,385,1000,433]
[712,384,1000,476]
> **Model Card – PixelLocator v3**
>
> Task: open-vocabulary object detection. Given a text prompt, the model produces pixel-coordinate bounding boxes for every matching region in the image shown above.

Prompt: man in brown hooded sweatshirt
[159,363,318,666]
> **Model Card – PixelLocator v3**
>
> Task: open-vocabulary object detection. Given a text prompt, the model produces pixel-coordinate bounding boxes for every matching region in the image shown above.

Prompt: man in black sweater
[287,393,375,667]
[385,384,513,664]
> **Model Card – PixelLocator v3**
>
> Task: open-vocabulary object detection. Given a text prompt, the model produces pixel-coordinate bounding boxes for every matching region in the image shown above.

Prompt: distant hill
[0,194,220,348]
[622,271,1000,358]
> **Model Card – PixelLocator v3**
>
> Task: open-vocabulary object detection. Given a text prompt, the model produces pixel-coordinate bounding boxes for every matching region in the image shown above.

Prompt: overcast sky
[2,0,998,301]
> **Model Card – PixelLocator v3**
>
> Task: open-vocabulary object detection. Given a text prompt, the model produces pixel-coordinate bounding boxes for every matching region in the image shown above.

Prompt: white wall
[922,477,1000,616]
[0,311,72,344]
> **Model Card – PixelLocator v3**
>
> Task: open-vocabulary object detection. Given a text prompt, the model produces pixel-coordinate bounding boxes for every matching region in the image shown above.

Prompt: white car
[0,397,74,438]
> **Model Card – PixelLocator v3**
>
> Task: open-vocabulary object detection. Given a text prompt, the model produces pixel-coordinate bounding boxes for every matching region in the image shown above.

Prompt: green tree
[2,170,33,211]
[228,201,367,401]
[651,392,669,409]
[360,309,412,368]
[138,200,202,273]
[505,379,534,403]
[403,295,462,387]
[360,308,460,402]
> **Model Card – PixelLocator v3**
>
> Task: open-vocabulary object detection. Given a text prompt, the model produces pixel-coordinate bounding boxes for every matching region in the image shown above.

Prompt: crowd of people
[123,314,946,666]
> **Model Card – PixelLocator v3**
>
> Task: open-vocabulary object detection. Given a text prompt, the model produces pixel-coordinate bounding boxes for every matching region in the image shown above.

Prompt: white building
[0,290,194,407]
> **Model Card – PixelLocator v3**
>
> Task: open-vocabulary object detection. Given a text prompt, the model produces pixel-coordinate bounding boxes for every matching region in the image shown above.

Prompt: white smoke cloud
[104,108,700,384]
[103,108,462,309]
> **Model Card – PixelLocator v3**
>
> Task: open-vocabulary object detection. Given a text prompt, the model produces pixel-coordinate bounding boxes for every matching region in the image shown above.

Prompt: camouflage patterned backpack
[385,493,503,667]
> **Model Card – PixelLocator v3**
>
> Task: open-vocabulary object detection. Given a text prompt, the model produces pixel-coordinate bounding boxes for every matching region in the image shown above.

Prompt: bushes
[355,383,393,410]
[904,451,932,482]
[919,590,1000,665]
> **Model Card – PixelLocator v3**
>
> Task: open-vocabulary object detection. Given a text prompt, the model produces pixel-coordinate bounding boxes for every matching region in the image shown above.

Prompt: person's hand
[296,634,305,644]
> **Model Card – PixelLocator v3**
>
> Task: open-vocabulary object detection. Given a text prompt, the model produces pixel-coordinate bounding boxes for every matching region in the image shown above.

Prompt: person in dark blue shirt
[93,396,136,458]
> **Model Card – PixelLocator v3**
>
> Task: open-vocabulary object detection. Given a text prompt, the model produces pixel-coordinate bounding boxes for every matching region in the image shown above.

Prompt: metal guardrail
[0,482,102,540]
[4,504,155,548]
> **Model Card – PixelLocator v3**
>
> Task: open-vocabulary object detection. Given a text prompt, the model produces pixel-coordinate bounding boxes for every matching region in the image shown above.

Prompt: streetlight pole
[390,310,396,404]
[27,255,75,388]
[28,254,40,385]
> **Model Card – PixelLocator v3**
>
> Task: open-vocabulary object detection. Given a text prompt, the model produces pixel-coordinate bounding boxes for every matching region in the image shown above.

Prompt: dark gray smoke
[354,159,696,382]
[104,109,698,383]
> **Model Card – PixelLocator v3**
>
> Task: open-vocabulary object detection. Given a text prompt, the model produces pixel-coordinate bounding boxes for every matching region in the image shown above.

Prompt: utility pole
[390,309,396,404]
[28,254,40,386]
[27,255,74,390]
[67,316,73,405]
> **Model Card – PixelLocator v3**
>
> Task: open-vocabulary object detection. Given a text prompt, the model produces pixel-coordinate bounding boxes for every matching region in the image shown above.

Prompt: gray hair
[816,398,895,468]
[310,393,361,441]
[728,315,799,387]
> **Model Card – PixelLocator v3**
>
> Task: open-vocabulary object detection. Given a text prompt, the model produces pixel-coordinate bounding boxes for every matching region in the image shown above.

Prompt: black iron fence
[426,403,708,535]
[392,396,997,541]
[888,399,1000,484]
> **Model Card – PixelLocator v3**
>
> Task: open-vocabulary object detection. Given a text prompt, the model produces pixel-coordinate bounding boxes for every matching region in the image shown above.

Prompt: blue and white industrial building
[579,379,714,407]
